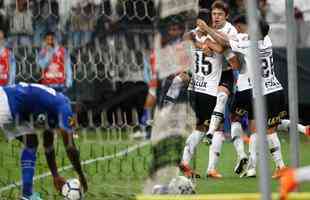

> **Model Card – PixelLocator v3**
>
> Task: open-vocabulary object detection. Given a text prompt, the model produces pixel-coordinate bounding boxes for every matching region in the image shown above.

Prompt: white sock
[166,75,183,100]
[298,124,307,134]
[207,131,224,171]
[182,130,203,164]
[278,119,307,134]
[296,166,310,183]
[207,92,228,135]
[248,133,257,169]
[267,132,285,169]
[207,115,222,135]
[231,122,247,159]
[214,92,228,114]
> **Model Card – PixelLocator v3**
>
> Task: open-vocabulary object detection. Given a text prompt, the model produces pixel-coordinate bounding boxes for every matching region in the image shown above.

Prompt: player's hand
[202,43,212,55]
[179,72,190,85]
[196,19,208,30]
[53,175,66,192]
[79,174,88,192]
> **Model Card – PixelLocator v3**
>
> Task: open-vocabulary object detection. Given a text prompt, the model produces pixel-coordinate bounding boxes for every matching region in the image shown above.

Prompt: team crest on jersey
[68,116,77,128]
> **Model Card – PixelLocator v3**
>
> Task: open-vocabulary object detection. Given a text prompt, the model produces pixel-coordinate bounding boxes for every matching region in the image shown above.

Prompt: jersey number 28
[261,56,274,78]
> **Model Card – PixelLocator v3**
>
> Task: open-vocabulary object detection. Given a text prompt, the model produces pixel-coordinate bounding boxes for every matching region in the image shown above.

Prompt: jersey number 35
[195,52,212,76]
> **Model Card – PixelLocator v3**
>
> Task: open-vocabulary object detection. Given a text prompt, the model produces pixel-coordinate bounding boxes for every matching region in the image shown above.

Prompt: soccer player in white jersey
[203,1,241,178]
[203,0,240,147]
[180,5,240,178]
[197,15,288,178]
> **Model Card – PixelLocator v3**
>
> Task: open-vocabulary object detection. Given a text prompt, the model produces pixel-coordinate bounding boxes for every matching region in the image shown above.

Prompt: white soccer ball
[61,179,83,200]
[167,176,195,194]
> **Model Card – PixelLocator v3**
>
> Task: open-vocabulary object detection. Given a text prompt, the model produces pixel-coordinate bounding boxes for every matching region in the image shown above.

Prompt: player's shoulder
[236,33,249,41]
[264,35,272,47]
[221,21,238,36]
[258,35,272,49]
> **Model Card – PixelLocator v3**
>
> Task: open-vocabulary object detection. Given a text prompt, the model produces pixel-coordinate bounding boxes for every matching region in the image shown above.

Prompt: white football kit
[188,22,237,96]
[230,34,283,94]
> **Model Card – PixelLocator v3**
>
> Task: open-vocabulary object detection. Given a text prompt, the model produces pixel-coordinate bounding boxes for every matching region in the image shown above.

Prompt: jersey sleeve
[57,103,74,133]
[229,34,250,55]
[228,26,238,37]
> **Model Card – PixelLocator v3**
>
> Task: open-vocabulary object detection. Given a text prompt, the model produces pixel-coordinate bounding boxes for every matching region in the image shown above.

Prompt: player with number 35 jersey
[196,14,287,178]
[180,5,239,178]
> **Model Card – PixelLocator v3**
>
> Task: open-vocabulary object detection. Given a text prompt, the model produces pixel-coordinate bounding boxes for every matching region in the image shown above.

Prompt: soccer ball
[167,176,195,194]
[61,179,83,200]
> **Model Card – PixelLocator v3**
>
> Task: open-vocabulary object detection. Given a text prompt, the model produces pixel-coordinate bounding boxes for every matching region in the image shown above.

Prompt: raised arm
[182,31,195,41]
[196,19,230,47]
[204,39,225,53]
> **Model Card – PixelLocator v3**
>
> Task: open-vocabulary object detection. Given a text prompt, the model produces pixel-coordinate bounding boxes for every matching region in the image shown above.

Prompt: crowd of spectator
[199,0,309,46]
[198,0,307,21]
[0,0,155,49]
[0,0,307,49]
[0,0,309,127]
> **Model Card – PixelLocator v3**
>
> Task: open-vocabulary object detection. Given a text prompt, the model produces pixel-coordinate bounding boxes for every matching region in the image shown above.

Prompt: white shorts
[0,87,34,141]
[0,87,12,126]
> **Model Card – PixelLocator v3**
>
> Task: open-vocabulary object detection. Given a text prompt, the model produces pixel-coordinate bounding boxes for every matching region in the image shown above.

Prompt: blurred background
[0,0,309,129]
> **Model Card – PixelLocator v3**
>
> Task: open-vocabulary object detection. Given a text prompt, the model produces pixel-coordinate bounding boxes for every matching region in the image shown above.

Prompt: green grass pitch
[0,129,309,200]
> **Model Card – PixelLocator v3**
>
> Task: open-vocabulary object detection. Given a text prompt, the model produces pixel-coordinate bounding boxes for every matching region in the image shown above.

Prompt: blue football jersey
[3,82,74,133]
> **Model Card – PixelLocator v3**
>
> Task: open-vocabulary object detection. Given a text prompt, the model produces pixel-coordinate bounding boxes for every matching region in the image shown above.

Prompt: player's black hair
[259,19,270,38]
[233,14,270,38]
[232,15,247,25]
[198,8,211,24]
[166,15,184,30]
[44,31,55,38]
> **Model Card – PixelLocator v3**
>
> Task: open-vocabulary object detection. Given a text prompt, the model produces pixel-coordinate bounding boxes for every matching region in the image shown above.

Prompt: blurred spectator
[0,29,16,86]
[37,31,72,92]
[229,0,246,20]
[7,0,33,48]
[258,0,268,19]
[0,0,6,23]
[68,1,97,48]
[294,6,309,47]
[295,6,304,20]
[33,0,61,47]
[162,17,185,47]
[136,17,185,138]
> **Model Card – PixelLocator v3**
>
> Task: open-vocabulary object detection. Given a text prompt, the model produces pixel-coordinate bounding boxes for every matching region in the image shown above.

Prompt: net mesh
[0,0,198,199]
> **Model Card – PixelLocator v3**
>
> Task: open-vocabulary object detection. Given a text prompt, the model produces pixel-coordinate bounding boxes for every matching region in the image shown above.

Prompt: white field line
[0,141,150,193]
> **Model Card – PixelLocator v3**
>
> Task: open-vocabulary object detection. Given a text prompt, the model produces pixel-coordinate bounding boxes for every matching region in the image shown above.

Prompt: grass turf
[0,129,309,199]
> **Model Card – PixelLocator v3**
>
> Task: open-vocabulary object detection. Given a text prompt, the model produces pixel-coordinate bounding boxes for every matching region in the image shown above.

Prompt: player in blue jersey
[0,82,87,200]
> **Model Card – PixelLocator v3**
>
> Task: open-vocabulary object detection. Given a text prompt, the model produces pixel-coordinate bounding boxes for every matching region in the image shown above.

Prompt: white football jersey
[218,21,238,38]
[229,34,283,95]
[188,22,237,96]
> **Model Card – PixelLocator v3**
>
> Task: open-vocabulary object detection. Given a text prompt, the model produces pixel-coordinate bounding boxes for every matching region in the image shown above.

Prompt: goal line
[136,193,310,200]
